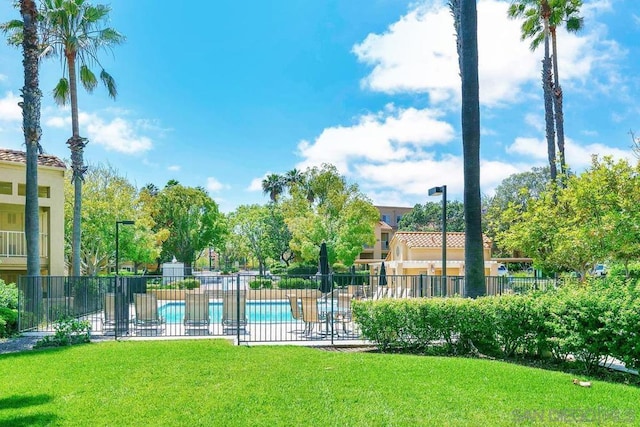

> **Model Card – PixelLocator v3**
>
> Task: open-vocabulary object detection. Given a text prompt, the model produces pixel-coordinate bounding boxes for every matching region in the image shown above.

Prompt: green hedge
[277,277,317,290]
[286,263,318,277]
[147,278,200,290]
[353,278,640,374]
[0,307,18,338]
[0,280,18,310]
[249,279,273,290]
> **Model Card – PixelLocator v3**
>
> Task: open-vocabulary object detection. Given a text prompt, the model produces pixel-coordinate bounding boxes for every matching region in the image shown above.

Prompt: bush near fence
[0,279,18,337]
[353,277,640,375]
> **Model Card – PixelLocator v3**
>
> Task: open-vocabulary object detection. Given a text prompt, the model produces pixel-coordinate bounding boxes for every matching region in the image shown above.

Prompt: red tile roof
[0,148,66,169]
[392,231,492,249]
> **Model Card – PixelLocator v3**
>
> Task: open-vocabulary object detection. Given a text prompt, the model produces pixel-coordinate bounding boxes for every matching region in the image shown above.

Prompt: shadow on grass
[0,413,58,427]
[0,394,57,427]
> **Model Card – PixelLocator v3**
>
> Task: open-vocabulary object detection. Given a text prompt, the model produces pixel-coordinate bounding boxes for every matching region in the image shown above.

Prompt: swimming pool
[159,300,295,323]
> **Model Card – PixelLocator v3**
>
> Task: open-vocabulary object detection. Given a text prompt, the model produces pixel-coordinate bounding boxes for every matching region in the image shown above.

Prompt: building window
[381,214,389,223]
[7,213,17,225]
[0,181,11,195]
[17,184,50,198]
[396,215,402,223]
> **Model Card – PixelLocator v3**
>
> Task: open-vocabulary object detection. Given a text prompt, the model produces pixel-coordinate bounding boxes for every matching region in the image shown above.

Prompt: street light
[428,185,447,296]
[115,220,135,275]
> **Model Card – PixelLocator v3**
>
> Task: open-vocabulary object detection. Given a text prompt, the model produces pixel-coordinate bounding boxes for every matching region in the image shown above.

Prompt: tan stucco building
[357,205,413,263]
[374,231,501,277]
[0,148,66,283]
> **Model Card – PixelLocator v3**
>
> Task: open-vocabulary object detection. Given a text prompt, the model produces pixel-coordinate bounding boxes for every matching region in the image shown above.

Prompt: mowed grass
[1,340,639,426]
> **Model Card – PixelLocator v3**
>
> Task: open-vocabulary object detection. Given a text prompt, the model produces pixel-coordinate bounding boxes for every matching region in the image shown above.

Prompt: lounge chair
[221,290,248,335]
[184,292,210,335]
[133,293,165,335]
[299,296,329,338]
[102,292,116,333]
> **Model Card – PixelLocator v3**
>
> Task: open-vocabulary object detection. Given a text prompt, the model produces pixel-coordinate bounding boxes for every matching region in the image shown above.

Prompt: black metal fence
[18,273,559,344]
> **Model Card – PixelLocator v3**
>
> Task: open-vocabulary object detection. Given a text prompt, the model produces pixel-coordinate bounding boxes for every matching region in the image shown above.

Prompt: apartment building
[0,148,66,284]
[357,205,414,264]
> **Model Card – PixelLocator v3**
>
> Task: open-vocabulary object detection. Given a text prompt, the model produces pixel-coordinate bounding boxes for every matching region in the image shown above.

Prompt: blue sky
[0,0,639,212]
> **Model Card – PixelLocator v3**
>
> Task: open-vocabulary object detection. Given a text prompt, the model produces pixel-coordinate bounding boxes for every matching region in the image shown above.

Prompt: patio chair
[299,296,329,339]
[184,292,210,335]
[221,290,248,335]
[331,294,358,337]
[102,292,116,333]
[133,293,165,335]
[287,294,305,335]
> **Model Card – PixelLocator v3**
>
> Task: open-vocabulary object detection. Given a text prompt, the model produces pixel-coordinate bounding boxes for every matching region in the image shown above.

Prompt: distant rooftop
[0,148,66,169]
[393,231,492,249]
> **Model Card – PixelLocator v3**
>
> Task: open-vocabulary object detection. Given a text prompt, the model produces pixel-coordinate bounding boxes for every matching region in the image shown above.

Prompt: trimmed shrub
[277,277,316,290]
[0,307,18,338]
[34,316,91,348]
[287,263,318,277]
[249,278,273,290]
[0,280,19,310]
[269,263,287,276]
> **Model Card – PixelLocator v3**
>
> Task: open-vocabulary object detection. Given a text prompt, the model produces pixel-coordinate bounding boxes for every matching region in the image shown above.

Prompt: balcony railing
[0,230,48,257]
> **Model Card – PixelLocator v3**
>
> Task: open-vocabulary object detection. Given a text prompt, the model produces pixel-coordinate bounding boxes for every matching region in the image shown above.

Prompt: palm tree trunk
[550,26,566,182]
[542,11,557,184]
[21,0,41,278]
[460,0,485,298]
[66,52,88,276]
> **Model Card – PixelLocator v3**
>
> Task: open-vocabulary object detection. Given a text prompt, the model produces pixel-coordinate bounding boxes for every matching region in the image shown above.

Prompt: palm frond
[100,69,117,99]
[0,19,24,46]
[80,64,98,92]
[53,77,70,106]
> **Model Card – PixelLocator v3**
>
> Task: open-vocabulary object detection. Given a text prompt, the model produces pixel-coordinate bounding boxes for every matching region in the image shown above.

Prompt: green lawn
[1,340,638,426]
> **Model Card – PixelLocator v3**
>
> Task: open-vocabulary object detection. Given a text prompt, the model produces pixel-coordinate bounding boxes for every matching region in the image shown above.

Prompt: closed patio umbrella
[379,261,388,286]
[319,242,332,294]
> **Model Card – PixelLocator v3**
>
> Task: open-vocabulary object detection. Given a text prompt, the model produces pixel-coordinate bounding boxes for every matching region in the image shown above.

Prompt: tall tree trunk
[66,52,88,276]
[541,4,557,184]
[459,0,485,298]
[19,0,42,328]
[550,26,566,183]
[21,0,41,278]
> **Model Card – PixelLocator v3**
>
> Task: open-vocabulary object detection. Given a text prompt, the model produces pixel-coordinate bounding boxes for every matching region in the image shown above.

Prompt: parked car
[497,264,509,277]
[592,264,607,277]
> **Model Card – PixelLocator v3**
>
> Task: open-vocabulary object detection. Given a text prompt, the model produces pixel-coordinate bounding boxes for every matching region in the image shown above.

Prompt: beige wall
[0,160,65,281]
[357,205,413,263]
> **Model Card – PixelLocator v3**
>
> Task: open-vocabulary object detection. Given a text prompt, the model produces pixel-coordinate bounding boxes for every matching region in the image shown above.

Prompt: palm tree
[39,0,124,275]
[284,168,303,188]
[451,0,485,297]
[262,173,284,202]
[508,0,583,182]
[20,0,42,278]
[508,0,556,184]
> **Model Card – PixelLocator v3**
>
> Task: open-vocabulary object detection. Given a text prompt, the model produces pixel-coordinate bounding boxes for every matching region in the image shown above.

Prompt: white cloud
[296,105,454,173]
[206,177,226,192]
[45,111,154,154]
[505,136,634,171]
[167,165,181,172]
[353,0,618,107]
[0,92,21,122]
[0,74,7,82]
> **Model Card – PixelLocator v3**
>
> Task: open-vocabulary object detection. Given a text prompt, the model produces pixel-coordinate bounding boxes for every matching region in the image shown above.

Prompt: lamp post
[428,185,447,296]
[115,220,134,337]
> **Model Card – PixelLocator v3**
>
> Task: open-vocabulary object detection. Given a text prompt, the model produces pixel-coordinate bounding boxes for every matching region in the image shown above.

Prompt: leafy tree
[264,203,295,266]
[485,167,550,255]
[496,156,640,277]
[40,0,124,275]
[152,182,226,266]
[282,164,378,267]
[398,201,465,232]
[451,0,485,297]
[229,204,272,275]
[262,173,284,202]
[63,163,158,275]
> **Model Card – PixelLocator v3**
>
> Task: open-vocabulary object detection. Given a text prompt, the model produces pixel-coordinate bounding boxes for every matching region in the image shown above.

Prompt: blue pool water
[159,300,294,323]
